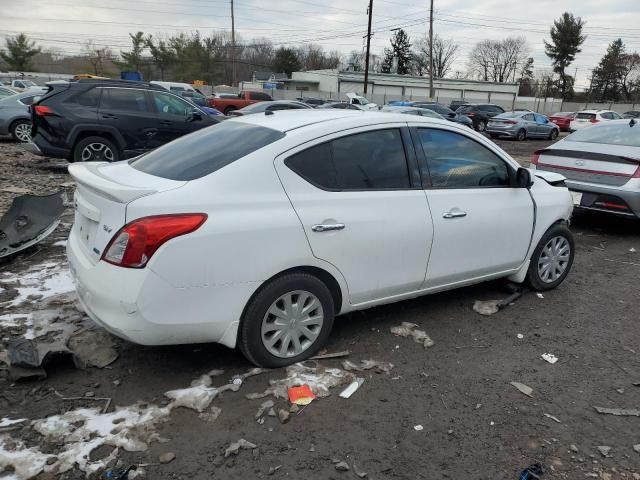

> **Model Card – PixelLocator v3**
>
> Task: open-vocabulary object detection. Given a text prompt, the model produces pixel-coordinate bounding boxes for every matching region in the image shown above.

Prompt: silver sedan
[0,91,42,142]
[487,111,559,141]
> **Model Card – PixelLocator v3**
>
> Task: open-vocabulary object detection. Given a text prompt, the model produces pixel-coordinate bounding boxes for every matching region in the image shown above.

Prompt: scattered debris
[342,359,394,373]
[268,465,282,475]
[518,463,544,479]
[633,444,640,454]
[278,409,290,424]
[159,452,176,464]
[339,378,364,399]
[0,192,64,259]
[288,385,317,405]
[541,353,558,364]
[570,445,579,453]
[616,388,625,394]
[593,406,640,417]
[543,413,561,423]
[517,334,524,339]
[335,461,350,471]
[102,465,137,480]
[473,300,500,316]
[604,258,640,267]
[413,425,424,431]
[596,446,612,458]
[510,382,533,398]
[536,293,544,299]
[67,328,119,369]
[630,248,636,253]
[224,439,257,458]
[165,382,238,412]
[255,400,275,419]
[390,322,434,347]
[199,405,222,423]
[353,463,367,478]
[310,350,351,360]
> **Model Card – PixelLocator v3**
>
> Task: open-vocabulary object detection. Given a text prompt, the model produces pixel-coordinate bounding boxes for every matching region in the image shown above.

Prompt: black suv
[455,104,505,132]
[30,79,220,162]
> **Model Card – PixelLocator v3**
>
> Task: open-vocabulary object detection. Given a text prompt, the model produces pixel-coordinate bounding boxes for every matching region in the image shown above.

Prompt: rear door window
[151,91,194,118]
[417,128,511,188]
[66,88,101,108]
[249,92,272,100]
[286,129,411,190]
[100,88,149,112]
[130,121,285,180]
[18,95,38,106]
[523,113,535,121]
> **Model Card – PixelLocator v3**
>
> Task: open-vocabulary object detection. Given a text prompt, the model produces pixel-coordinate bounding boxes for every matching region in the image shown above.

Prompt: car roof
[228,109,452,133]
[577,109,614,114]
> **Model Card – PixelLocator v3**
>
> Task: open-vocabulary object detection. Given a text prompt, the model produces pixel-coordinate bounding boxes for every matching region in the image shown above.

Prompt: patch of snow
[0,261,75,308]
[52,240,67,247]
[0,418,26,427]
[165,382,239,412]
[0,438,55,479]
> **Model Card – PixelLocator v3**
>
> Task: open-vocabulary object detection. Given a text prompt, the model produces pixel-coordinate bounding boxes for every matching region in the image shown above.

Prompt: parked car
[411,102,473,128]
[10,79,40,91]
[623,111,640,119]
[150,81,200,94]
[344,92,378,111]
[316,102,360,110]
[209,91,273,115]
[532,119,640,218]
[387,100,414,107]
[229,100,312,116]
[449,99,469,111]
[549,112,575,132]
[569,110,623,132]
[28,79,220,162]
[487,111,559,141]
[380,106,444,119]
[180,91,223,116]
[455,104,505,131]
[297,97,325,107]
[0,90,42,142]
[0,86,18,98]
[66,110,574,367]
[212,92,239,99]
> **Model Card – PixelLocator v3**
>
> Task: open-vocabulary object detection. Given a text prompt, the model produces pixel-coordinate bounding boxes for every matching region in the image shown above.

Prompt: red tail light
[531,150,542,165]
[631,163,640,178]
[34,105,54,116]
[102,214,207,268]
[505,120,517,125]
[590,118,600,124]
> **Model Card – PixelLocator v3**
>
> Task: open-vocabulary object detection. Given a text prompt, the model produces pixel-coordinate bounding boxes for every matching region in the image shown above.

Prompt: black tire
[549,128,559,140]
[526,223,575,291]
[516,129,526,141]
[73,136,119,163]
[476,120,487,132]
[10,119,32,143]
[489,133,499,139]
[224,106,237,115]
[238,273,335,368]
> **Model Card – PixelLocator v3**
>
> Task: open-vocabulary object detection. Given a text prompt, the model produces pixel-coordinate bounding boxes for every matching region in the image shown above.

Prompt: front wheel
[238,273,335,368]
[516,129,526,141]
[73,136,119,163]
[526,224,575,291]
[549,129,559,140]
[476,120,487,132]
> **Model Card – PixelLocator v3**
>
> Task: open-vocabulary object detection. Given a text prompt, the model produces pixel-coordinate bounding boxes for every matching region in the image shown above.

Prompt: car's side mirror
[516,167,533,189]
[187,109,203,122]
[447,112,455,118]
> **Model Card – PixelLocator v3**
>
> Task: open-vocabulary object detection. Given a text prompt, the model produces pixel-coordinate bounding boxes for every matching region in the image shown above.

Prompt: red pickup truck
[208,91,273,115]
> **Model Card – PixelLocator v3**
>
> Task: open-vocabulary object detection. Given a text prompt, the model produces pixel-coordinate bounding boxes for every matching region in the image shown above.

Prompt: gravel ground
[1,135,639,480]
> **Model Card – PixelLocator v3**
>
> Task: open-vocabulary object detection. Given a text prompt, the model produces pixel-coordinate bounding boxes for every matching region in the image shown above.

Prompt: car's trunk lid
[69,161,187,264]
[534,142,640,187]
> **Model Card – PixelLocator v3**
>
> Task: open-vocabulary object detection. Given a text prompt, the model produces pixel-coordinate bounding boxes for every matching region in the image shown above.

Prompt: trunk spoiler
[69,163,158,204]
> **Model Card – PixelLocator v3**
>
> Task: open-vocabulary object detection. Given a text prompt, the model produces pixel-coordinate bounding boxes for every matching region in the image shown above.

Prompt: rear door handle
[159,120,172,126]
[443,209,467,219]
[101,113,117,119]
[312,223,345,232]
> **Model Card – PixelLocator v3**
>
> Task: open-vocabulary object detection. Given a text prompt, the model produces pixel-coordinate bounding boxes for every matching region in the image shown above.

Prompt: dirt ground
[1,134,639,480]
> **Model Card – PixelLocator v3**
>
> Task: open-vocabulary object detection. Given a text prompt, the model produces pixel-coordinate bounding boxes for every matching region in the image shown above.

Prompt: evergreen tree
[0,33,41,71]
[119,32,146,71]
[544,13,586,99]
[381,29,412,74]
[272,47,301,76]
[590,38,626,102]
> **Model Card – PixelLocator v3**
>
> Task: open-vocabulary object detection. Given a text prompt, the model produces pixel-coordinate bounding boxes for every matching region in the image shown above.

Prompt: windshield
[131,122,285,180]
[22,80,37,87]
[565,121,640,147]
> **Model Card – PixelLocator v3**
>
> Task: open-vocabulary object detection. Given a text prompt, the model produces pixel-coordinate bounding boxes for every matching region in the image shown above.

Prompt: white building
[283,69,520,107]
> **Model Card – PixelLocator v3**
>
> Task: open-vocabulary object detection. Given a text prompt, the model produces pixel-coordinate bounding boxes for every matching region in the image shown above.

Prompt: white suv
[67,111,574,367]
[570,109,623,132]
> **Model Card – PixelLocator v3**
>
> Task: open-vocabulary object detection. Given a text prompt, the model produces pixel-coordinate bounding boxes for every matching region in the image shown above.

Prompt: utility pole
[363,0,373,94]
[428,0,434,99]
[231,0,236,87]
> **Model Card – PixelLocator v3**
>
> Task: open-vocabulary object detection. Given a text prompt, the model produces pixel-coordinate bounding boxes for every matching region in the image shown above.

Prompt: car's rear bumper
[32,133,71,158]
[67,226,247,347]
[487,126,518,137]
[565,180,640,218]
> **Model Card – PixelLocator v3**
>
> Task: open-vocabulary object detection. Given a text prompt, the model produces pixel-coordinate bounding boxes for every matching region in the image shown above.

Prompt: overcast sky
[2,0,640,89]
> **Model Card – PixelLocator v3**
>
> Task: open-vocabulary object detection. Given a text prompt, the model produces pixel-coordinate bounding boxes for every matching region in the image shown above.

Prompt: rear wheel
[516,129,526,141]
[238,273,335,367]
[224,106,237,115]
[526,224,575,291]
[548,128,559,140]
[73,136,119,163]
[476,120,487,132]
[10,120,32,143]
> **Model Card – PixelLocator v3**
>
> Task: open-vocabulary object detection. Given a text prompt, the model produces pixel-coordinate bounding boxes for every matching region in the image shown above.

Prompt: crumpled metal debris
[510,381,533,398]
[390,322,434,348]
[341,359,394,373]
[224,438,257,457]
[67,328,119,368]
[473,286,524,316]
[0,192,64,259]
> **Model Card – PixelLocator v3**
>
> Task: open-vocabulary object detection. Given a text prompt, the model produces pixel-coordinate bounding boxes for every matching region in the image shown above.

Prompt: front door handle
[443,209,467,219]
[312,223,345,232]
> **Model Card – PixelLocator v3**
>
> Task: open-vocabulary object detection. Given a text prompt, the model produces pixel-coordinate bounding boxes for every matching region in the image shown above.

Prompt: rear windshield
[553,112,574,117]
[576,112,596,120]
[130,121,285,180]
[566,121,640,147]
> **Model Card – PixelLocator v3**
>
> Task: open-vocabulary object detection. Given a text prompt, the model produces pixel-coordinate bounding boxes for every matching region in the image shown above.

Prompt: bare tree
[414,34,458,78]
[468,37,528,82]
[83,41,112,76]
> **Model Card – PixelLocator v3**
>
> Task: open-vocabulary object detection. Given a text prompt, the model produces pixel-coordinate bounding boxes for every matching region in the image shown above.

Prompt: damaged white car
[67,110,574,367]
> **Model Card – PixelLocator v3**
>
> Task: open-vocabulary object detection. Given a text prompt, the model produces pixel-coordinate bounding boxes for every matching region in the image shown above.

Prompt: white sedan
[67,110,575,367]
